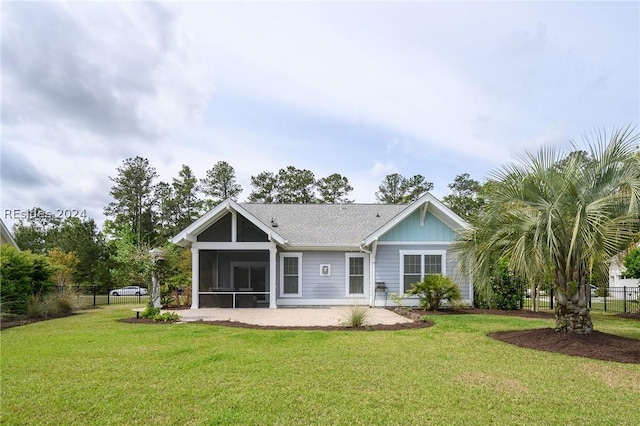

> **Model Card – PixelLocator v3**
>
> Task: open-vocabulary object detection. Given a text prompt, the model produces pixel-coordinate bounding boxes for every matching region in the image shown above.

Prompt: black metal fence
[522,286,640,314]
[73,285,150,307]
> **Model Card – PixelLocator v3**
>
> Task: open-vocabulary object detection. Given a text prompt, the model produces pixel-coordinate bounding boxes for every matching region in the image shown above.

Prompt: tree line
[9,133,636,329]
[100,156,485,247]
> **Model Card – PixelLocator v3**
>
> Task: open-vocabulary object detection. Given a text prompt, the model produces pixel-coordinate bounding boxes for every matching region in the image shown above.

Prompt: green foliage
[23,288,81,319]
[316,173,353,204]
[407,274,462,310]
[275,166,316,203]
[104,156,159,246]
[172,164,205,229]
[0,245,54,315]
[341,304,369,328]
[108,230,153,288]
[248,171,278,203]
[141,302,161,319]
[13,215,109,286]
[2,306,640,424]
[455,126,640,332]
[140,302,179,322]
[623,247,640,280]
[442,173,486,222]
[201,161,243,208]
[51,287,81,315]
[375,173,433,204]
[389,292,408,311]
[476,258,524,310]
[153,311,180,322]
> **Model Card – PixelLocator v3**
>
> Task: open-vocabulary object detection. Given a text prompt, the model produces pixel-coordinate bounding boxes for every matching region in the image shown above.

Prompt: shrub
[0,245,54,315]
[140,302,180,322]
[341,304,369,328]
[50,287,81,315]
[407,274,461,310]
[141,302,161,319]
[389,292,408,312]
[153,311,180,322]
[24,293,50,319]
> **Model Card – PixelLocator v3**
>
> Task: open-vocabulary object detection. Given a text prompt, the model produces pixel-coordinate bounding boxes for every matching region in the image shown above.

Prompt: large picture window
[280,253,302,297]
[400,250,446,293]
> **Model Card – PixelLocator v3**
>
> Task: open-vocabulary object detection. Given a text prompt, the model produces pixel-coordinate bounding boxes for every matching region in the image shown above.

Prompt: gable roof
[242,203,406,247]
[170,193,470,248]
[0,219,18,249]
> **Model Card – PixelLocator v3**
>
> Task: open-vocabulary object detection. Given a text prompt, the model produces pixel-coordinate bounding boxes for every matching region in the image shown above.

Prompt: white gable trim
[362,193,470,246]
[171,199,287,247]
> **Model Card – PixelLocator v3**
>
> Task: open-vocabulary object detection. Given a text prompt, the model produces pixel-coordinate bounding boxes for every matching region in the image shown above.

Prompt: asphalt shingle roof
[241,203,408,246]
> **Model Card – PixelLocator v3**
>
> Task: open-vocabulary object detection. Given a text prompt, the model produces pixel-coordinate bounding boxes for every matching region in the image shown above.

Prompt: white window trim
[399,250,446,294]
[280,252,303,297]
[345,253,368,297]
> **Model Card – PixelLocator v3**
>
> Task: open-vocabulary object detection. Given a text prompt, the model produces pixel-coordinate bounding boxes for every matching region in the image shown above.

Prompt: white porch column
[191,247,199,309]
[269,247,277,309]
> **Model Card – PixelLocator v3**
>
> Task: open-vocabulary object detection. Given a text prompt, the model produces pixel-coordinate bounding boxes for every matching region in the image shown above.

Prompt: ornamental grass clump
[341,304,369,328]
[407,274,461,311]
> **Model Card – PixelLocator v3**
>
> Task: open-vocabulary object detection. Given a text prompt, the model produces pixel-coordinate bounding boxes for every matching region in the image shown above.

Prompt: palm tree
[455,126,640,334]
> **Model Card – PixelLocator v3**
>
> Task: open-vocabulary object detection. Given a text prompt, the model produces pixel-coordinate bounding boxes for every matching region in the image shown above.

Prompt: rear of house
[171,193,473,309]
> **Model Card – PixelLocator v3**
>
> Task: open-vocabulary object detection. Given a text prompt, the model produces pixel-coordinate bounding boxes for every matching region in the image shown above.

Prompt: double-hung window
[280,253,302,297]
[346,254,366,295]
[400,250,446,293]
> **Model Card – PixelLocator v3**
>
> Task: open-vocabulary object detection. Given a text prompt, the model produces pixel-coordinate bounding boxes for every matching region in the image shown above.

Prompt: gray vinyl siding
[374,244,471,301]
[299,251,347,299]
[276,251,367,300]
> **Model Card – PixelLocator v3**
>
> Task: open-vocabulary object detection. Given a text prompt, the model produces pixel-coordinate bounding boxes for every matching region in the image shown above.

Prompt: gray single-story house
[170,193,473,309]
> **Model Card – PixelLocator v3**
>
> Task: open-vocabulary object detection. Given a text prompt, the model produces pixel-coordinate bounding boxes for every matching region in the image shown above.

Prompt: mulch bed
[491,328,640,364]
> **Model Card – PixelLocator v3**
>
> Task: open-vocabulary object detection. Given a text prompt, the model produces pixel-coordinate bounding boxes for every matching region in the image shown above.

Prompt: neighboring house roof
[0,219,18,249]
[171,193,470,248]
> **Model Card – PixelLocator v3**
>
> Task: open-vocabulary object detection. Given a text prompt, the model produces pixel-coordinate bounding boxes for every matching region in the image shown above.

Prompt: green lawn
[1,306,639,425]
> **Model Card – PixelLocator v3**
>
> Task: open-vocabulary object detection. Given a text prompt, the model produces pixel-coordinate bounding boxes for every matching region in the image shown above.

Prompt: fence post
[93,285,96,306]
[624,286,627,313]
[550,287,553,310]
[107,287,110,306]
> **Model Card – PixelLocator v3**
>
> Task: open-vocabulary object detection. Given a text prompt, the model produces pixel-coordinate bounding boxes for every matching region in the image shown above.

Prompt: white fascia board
[230,200,287,245]
[169,199,287,247]
[283,243,363,252]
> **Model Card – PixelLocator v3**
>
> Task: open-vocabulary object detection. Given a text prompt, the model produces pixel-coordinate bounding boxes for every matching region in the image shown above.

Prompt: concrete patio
[173,307,413,327]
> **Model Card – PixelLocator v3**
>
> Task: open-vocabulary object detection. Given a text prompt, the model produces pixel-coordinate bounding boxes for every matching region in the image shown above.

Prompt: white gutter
[359,240,377,307]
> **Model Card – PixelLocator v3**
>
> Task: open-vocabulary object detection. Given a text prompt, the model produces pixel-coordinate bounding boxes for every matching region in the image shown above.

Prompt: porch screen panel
[283,257,299,294]
[348,257,364,294]
[403,254,421,291]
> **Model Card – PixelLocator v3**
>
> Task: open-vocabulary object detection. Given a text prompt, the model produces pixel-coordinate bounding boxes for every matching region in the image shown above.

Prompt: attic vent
[376,212,380,217]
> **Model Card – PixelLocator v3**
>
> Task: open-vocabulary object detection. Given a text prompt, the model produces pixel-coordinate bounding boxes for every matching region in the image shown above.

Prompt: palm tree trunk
[554,280,593,334]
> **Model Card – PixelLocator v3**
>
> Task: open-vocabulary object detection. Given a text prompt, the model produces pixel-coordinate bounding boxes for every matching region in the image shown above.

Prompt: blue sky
[1,1,639,230]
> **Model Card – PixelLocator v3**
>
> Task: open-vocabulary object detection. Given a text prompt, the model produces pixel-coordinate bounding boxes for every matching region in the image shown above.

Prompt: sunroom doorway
[230,262,269,307]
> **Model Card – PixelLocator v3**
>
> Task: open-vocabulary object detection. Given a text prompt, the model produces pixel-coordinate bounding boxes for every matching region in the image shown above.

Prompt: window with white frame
[280,253,302,296]
[347,255,365,295]
[400,250,446,293]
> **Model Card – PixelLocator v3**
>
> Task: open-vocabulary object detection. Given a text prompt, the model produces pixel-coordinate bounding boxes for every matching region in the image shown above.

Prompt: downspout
[359,240,378,307]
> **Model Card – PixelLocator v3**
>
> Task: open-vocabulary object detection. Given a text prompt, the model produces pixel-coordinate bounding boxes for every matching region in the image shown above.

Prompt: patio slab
[173,307,413,327]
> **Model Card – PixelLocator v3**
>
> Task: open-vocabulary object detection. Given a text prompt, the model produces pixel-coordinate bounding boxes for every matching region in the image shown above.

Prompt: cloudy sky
[2,1,638,230]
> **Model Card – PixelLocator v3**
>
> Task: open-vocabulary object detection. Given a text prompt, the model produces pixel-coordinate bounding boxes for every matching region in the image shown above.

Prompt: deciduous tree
[442,173,485,222]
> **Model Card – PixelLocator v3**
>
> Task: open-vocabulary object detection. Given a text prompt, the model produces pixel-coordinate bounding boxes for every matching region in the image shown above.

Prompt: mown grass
[1,306,639,425]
